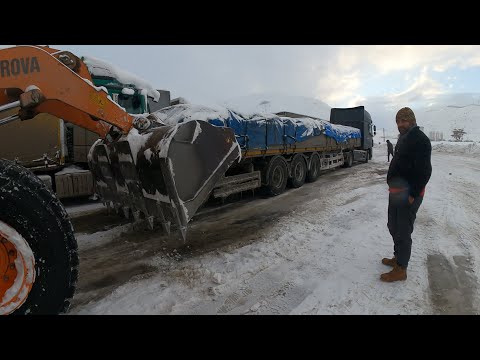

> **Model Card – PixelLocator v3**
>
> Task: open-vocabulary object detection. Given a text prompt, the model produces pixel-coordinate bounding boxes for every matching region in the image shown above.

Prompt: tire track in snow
[417,152,480,314]
[69,149,480,314]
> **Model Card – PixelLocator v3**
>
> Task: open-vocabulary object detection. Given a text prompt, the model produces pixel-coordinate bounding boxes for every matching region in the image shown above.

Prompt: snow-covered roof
[82,55,160,102]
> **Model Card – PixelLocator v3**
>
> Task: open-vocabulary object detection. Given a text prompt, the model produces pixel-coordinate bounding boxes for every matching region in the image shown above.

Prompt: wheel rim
[0,220,35,315]
[294,162,304,180]
[272,165,284,188]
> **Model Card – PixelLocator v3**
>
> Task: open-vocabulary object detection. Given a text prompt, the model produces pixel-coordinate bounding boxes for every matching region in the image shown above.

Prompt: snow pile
[324,122,361,142]
[121,88,135,96]
[152,104,231,126]
[75,223,134,251]
[280,116,325,137]
[431,141,480,155]
[374,140,480,157]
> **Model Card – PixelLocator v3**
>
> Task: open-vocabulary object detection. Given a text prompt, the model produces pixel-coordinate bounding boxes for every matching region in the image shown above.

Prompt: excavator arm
[0,45,135,139]
[0,45,241,241]
[0,44,241,315]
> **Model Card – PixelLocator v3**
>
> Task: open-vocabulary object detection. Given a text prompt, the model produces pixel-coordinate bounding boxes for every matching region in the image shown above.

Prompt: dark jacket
[387,141,394,154]
[387,126,432,198]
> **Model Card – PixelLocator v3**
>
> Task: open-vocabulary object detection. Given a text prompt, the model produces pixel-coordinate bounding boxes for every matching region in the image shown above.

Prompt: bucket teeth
[133,210,141,222]
[114,203,121,214]
[88,120,240,242]
[179,226,187,242]
[162,221,171,235]
[147,216,155,230]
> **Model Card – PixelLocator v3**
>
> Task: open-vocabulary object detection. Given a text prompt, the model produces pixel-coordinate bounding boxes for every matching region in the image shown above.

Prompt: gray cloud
[37,45,480,133]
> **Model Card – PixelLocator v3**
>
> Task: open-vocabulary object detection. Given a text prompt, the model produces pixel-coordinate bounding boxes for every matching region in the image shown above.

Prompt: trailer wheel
[265,156,288,196]
[0,159,78,315]
[342,151,354,168]
[368,148,373,160]
[306,153,321,182]
[288,155,307,188]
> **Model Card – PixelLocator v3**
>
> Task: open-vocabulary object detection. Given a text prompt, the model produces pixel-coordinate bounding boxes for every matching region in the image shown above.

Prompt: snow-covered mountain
[221,93,332,120]
[416,104,480,142]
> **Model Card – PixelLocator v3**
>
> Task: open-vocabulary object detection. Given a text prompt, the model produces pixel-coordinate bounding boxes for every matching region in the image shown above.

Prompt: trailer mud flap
[88,120,240,240]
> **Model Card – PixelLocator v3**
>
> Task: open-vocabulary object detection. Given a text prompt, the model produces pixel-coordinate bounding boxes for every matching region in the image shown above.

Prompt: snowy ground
[66,141,480,315]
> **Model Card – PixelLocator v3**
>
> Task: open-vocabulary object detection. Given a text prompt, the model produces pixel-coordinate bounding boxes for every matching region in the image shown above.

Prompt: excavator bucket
[88,120,240,240]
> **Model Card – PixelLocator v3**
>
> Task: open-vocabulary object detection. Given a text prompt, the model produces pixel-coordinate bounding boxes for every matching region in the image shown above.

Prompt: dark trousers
[387,192,423,268]
[388,152,393,162]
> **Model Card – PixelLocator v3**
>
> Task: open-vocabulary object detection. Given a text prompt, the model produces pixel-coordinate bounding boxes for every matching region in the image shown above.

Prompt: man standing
[381,107,432,282]
[386,139,394,162]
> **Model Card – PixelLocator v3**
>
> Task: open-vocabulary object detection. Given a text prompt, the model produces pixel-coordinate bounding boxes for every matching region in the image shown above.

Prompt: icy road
[67,143,480,315]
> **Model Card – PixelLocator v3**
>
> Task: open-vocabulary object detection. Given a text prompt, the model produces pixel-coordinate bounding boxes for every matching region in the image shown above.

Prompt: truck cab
[90,76,149,114]
[330,106,376,160]
[66,75,165,165]
[0,64,170,199]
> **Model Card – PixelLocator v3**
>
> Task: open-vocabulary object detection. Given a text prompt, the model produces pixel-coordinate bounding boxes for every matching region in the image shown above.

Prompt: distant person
[386,140,394,162]
[381,107,432,282]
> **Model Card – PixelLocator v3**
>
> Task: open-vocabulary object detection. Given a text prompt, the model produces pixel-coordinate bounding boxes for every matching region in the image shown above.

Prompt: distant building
[428,130,444,141]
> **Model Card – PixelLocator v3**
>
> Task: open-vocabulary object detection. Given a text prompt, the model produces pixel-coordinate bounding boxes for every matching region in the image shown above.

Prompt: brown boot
[382,256,397,267]
[380,263,407,282]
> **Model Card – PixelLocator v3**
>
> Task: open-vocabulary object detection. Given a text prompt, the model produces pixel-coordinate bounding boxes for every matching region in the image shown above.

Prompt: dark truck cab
[330,106,376,160]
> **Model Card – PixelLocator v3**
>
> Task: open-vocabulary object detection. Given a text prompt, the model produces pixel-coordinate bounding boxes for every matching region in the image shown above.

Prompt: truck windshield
[117,93,143,114]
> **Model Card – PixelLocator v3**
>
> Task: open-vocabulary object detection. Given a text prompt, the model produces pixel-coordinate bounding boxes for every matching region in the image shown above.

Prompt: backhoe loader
[0,45,240,314]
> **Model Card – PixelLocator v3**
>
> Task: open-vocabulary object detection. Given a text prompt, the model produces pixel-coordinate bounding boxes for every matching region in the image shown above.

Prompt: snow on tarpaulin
[324,122,362,143]
[152,104,231,126]
[280,117,324,145]
[151,104,361,150]
[225,111,248,148]
[151,104,248,147]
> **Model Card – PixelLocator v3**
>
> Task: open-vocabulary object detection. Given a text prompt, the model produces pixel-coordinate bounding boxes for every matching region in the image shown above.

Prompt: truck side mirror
[373,125,377,136]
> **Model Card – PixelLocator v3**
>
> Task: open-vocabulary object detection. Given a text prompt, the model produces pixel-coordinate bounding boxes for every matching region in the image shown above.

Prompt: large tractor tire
[0,159,78,315]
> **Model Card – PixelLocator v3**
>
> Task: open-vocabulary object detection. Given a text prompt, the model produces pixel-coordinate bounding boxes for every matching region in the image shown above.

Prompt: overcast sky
[10,45,480,132]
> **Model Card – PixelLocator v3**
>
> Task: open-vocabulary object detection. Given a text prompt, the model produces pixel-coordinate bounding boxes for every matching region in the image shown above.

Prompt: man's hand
[408,196,415,205]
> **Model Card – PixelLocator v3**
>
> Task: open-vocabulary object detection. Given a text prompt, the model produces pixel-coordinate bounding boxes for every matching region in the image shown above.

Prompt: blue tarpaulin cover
[152,104,361,150]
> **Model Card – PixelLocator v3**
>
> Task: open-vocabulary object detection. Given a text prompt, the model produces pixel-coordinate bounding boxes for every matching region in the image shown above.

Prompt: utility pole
[383,128,386,142]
